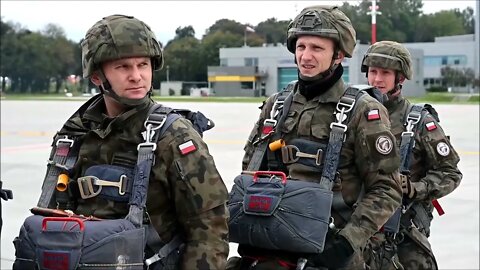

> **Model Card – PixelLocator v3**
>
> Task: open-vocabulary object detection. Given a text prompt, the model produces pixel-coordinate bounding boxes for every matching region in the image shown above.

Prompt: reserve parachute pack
[228,82,382,254]
[13,100,214,270]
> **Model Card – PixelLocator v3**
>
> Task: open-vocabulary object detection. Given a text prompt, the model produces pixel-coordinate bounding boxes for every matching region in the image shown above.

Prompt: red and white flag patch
[178,140,196,155]
[425,121,437,131]
[367,109,380,121]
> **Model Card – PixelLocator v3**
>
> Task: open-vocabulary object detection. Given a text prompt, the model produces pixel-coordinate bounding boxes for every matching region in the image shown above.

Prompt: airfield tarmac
[1,100,478,269]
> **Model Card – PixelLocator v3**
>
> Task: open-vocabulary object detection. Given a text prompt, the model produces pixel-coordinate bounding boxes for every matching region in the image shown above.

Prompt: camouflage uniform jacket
[242,79,402,252]
[55,94,229,270]
[385,95,462,215]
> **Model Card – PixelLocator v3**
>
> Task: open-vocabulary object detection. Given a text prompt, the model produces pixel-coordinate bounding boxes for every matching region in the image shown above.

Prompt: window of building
[441,57,447,65]
[244,57,258,67]
[220,58,228,67]
[423,78,429,86]
[241,82,254,90]
[342,66,349,83]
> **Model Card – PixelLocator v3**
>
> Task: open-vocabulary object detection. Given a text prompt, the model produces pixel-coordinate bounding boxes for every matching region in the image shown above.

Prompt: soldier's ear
[90,73,102,86]
[334,51,345,64]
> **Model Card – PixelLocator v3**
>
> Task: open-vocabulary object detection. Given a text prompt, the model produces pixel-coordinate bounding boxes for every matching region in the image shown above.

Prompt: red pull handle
[253,171,287,185]
[42,217,85,231]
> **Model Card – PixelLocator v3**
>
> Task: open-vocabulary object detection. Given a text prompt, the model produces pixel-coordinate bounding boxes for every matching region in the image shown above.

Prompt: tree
[441,66,475,88]
[174,26,195,40]
[255,18,290,44]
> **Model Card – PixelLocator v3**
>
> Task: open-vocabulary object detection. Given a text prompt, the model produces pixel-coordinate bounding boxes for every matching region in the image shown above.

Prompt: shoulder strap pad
[283,80,298,92]
[422,103,440,122]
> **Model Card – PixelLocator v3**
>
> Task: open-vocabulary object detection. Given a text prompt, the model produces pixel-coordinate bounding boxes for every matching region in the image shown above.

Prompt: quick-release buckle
[403,111,421,135]
[56,136,74,148]
[262,119,277,135]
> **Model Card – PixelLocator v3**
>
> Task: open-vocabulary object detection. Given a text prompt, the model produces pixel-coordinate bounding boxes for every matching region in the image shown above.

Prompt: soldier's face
[100,57,152,99]
[367,67,396,94]
[295,36,344,77]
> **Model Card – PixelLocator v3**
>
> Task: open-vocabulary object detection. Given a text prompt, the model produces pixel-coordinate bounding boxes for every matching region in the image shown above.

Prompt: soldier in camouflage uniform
[43,15,229,269]
[361,41,462,269]
[227,6,402,270]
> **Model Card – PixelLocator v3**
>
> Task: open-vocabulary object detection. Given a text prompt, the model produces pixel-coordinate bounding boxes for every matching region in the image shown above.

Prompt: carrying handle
[253,171,287,185]
[42,217,85,231]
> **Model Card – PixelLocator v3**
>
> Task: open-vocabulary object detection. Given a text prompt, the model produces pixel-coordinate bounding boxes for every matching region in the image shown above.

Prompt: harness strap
[125,104,175,227]
[319,87,360,190]
[247,82,295,171]
[37,136,78,208]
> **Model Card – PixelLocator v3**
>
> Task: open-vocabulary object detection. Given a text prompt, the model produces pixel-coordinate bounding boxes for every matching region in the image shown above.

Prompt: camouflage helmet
[361,41,413,80]
[286,5,356,57]
[81,14,163,78]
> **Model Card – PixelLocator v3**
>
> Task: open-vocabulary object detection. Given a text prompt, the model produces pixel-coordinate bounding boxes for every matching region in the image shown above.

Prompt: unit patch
[178,140,196,155]
[367,109,381,121]
[426,121,437,131]
[436,142,450,156]
[375,135,393,155]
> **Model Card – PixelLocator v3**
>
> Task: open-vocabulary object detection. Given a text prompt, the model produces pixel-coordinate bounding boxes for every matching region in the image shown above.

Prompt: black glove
[0,181,13,201]
[306,235,354,269]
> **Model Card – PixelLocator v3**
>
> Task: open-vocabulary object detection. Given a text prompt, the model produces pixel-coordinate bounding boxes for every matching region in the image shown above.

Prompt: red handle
[42,217,85,231]
[253,171,287,185]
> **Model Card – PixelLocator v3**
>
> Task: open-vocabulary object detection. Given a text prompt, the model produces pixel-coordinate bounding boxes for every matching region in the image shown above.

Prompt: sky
[1,0,477,45]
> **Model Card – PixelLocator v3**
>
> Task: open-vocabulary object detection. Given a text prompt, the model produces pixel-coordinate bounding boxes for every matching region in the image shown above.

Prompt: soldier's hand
[401,174,416,199]
[306,235,354,269]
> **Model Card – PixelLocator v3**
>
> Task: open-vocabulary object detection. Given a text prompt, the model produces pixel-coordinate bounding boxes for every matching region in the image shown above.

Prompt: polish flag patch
[178,140,196,155]
[425,121,437,131]
[367,109,381,121]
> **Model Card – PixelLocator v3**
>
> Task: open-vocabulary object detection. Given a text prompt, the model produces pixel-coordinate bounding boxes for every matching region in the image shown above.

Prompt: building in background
[208,43,424,97]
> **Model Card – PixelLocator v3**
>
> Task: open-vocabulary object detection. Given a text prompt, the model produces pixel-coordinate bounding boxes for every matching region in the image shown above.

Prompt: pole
[166,65,170,82]
[371,0,377,44]
[244,28,247,47]
[369,0,381,44]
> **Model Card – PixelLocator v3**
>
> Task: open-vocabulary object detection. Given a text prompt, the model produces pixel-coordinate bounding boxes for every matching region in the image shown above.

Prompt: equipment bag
[228,171,332,254]
[14,215,144,270]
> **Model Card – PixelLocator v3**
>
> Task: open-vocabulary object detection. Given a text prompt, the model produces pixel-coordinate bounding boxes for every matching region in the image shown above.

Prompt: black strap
[125,104,175,227]
[383,104,426,235]
[37,136,78,208]
[247,84,294,171]
[319,87,361,190]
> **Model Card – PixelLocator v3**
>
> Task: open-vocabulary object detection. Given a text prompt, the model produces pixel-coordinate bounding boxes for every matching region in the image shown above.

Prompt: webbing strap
[319,87,358,190]
[37,137,77,208]
[399,104,424,174]
[384,104,424,234]
[247,90,293,171]
[125,104,175,227]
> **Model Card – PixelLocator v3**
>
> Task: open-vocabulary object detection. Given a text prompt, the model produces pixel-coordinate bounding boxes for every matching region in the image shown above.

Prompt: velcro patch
[42,251,70,270]
[178,140,196,155]
[425,121,437,131]
[366,109,381,121]
[375,135,393,155]
[436,142,450,156]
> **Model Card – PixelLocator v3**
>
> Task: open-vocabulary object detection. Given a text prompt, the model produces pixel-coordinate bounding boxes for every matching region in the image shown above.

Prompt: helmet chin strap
[385,74,403,100]
[97,70,151,107]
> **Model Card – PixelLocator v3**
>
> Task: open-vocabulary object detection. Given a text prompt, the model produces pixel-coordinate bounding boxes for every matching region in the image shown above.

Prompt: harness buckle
[77,175,128,199]
[56,136,74,147]
[404,111,421,134]
[330,121,348,133]
[281,145,323,166]
[337,96,356,113]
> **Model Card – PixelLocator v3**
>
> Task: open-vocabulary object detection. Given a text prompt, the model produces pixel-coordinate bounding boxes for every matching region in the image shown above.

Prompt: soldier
[227,6,402,270]
[20,15,229,269]
[361,41,462,269]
